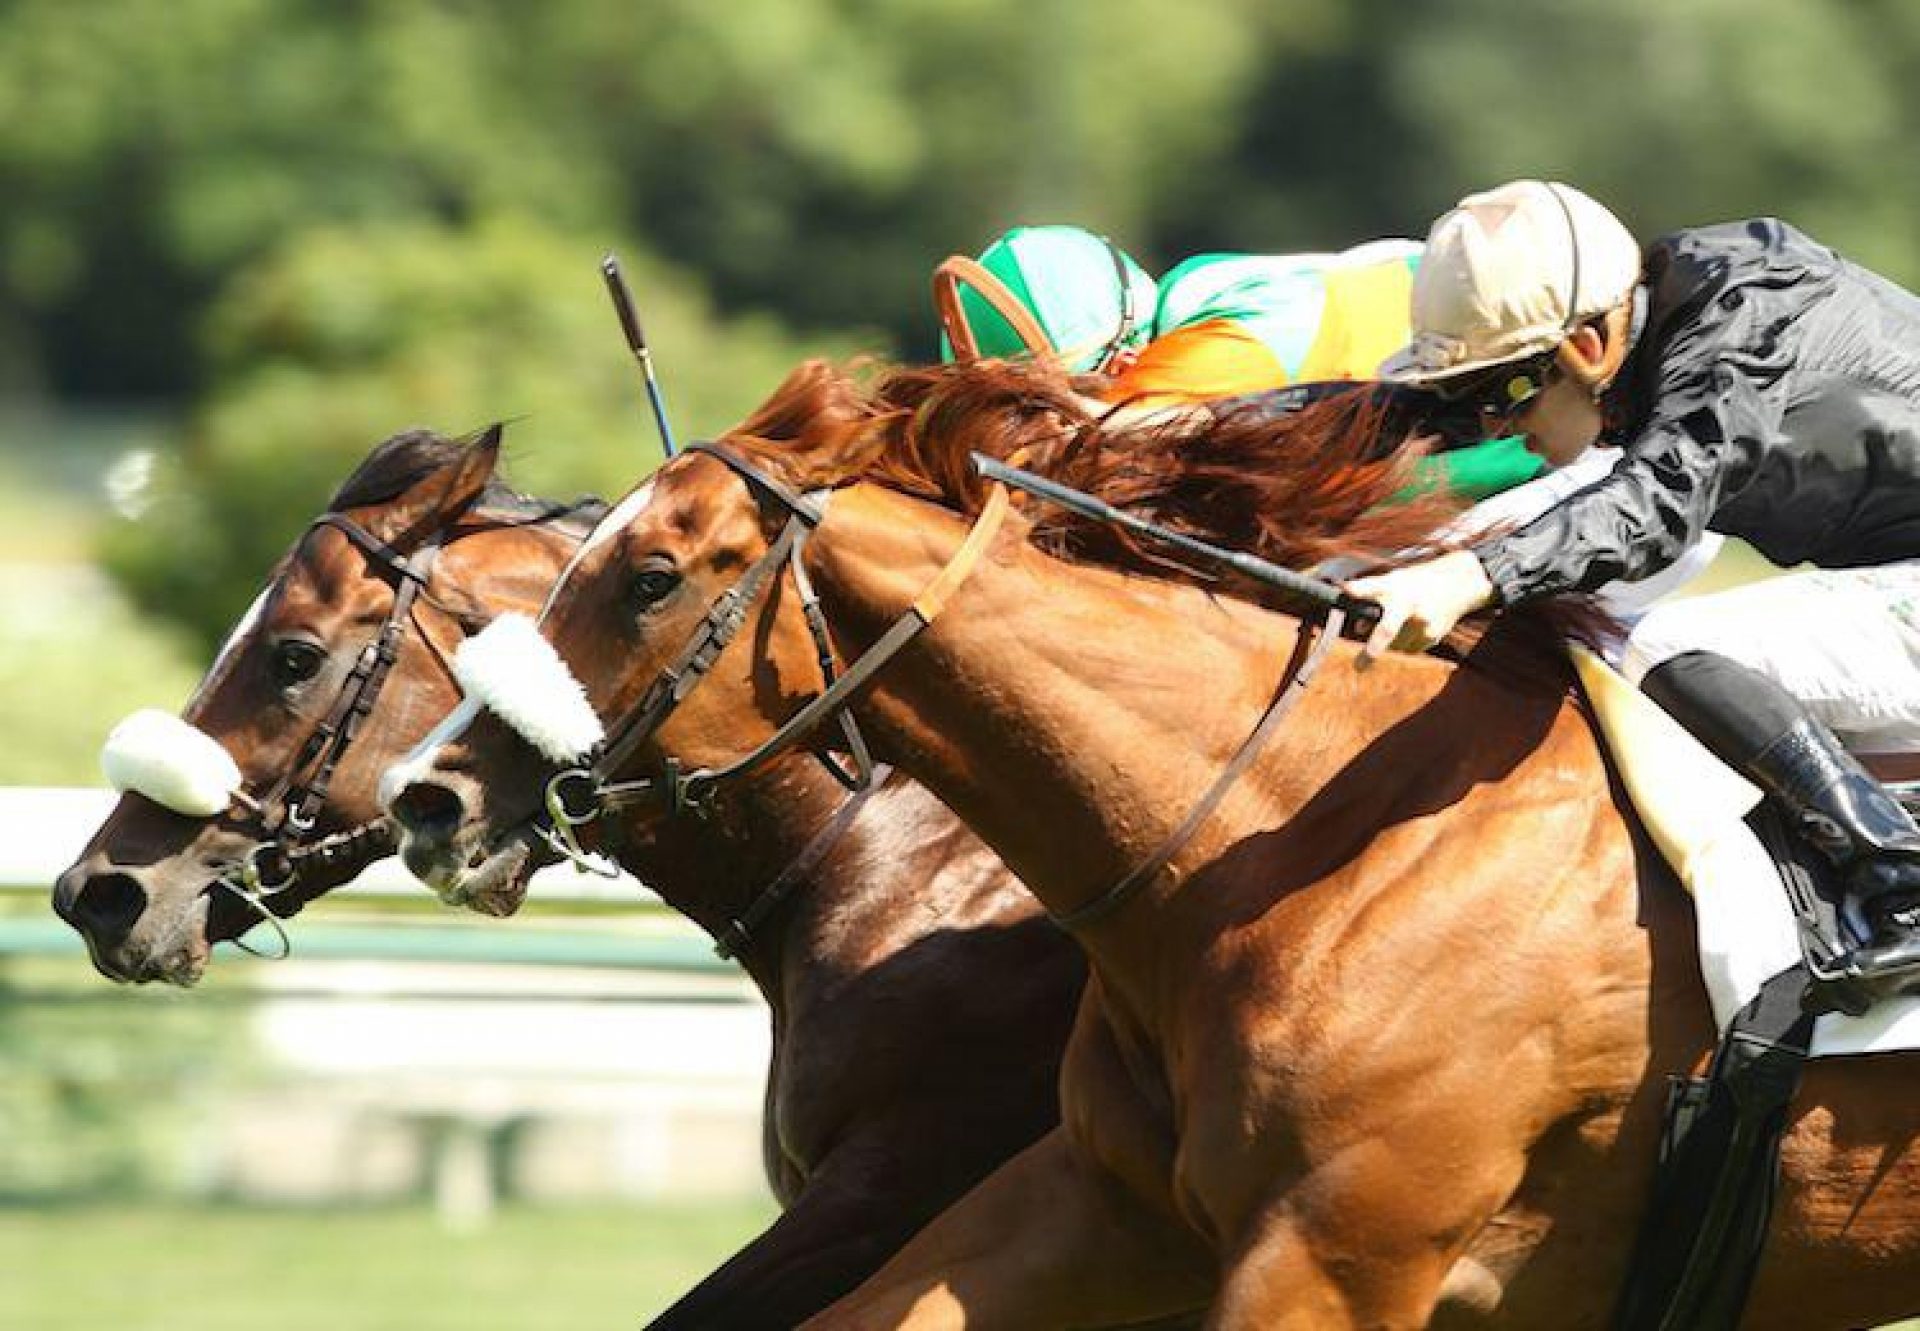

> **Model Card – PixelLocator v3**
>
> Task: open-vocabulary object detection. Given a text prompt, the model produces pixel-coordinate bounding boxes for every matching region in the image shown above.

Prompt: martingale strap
[1052,607,1347,932]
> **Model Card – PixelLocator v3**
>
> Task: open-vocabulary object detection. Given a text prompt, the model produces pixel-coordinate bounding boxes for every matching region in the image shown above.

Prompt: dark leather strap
[1053,608,1345,931]
[712,766,893,961]
[1613,966,1814,1331]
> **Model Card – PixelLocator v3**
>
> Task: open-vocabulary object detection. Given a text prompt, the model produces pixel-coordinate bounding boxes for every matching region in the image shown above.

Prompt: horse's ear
[436,423,503,519]
[369,424,504,549]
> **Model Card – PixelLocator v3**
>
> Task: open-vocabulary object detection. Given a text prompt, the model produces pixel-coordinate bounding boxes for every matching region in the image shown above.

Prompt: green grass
[0,1200,778,1329]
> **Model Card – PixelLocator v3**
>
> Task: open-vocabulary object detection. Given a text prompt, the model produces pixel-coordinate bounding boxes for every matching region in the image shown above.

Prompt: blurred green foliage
[0,960,253,1198]
[0,0,1917,650]
[99,216,861,649]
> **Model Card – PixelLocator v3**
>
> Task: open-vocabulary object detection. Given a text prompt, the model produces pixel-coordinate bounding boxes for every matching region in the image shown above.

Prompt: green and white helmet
[936,225,1158,374]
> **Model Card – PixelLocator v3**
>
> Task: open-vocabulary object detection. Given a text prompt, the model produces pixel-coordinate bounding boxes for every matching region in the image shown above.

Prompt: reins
[1051,606,1345,931]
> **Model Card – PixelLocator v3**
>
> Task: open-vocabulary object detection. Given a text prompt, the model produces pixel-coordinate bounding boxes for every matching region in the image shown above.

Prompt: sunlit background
[4,1,1920,1325]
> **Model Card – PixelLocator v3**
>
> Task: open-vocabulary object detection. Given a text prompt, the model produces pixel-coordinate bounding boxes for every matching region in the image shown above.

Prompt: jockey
[933,225,1544,502]
[1350,179,1920,997]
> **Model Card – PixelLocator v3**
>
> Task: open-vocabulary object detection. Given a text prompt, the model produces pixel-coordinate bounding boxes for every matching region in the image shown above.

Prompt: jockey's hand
[1343,551,1496,665]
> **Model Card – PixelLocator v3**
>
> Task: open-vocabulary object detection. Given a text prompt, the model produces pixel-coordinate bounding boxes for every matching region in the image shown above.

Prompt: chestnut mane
[711,359,1598,689]
[716,359,1458,587]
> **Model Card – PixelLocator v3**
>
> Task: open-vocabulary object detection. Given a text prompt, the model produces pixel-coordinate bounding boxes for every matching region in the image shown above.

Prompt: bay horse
[389,359,1920,1329]
[51,427,1091,1328]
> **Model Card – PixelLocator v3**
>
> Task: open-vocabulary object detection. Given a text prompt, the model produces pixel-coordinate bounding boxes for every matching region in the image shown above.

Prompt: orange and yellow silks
[1108,239,1423,408]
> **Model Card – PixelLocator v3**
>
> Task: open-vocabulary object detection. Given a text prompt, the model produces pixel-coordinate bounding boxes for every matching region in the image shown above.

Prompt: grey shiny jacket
[1474,219,1920,604]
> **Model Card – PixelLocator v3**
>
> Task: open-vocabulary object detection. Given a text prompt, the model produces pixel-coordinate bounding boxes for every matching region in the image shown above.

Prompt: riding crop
[971,453,1382,640]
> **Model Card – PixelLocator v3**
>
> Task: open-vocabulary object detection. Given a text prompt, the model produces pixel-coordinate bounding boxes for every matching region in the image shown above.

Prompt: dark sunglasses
[1431,350,1558,428]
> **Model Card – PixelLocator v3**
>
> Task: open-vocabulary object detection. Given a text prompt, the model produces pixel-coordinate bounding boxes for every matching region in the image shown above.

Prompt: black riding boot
[1642,651,1920,999]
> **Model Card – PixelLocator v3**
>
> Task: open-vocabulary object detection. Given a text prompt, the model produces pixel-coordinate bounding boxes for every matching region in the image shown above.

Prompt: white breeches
[1620,564,1920,755]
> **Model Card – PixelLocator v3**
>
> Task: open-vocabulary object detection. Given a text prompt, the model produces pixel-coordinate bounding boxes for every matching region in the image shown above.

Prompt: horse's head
[53,426,591,984]
[385,367,890,904]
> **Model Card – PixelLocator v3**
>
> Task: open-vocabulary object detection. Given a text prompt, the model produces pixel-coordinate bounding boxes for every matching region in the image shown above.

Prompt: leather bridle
[533,442,1011,954]
[200,513,456,956]
[527,438,1339,943]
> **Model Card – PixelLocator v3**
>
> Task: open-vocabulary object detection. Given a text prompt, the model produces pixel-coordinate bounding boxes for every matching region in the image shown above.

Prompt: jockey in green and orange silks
[934,225,1543,503]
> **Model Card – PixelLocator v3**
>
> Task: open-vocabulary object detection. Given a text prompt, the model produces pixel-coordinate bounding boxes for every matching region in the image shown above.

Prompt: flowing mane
[717,359,1457,582]
[716,359,1598,686]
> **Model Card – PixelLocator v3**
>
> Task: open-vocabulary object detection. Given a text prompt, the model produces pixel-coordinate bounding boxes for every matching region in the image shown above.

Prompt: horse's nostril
[391,781,466,844]
[54,869,148,942]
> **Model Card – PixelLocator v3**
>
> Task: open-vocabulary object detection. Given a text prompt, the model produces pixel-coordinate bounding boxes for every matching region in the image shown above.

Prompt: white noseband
[101,708,244,818]
[448,613,605,766]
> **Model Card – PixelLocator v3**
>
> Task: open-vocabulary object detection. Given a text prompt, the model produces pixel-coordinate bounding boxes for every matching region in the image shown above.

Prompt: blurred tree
[1169,0,1920,283]
[0,0,1327,394]
[3,0,1917,664]
[100,215,861,651]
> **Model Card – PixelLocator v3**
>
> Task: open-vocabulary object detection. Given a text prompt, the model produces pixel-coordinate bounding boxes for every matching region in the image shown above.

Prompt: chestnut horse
[390,360,1920,1329]
[51,428,1091,1329]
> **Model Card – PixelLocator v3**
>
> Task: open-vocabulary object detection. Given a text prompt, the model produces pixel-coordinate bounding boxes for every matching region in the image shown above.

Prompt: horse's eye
[630,565,681,610]
[270,640,327,689]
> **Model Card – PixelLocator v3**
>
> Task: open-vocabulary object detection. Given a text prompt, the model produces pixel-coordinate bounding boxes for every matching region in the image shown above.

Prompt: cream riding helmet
[934,225,1159,374]
[1379,180,1642,409]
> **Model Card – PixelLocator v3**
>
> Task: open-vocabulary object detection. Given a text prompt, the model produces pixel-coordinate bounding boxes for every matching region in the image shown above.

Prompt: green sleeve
[1396,435,1544,504]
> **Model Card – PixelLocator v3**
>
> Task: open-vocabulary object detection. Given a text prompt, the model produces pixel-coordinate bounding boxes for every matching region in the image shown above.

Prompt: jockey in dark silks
[1351,178,1920,1004]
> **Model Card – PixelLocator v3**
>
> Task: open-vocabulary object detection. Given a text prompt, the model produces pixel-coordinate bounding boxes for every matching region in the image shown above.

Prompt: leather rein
[534,439,1342,941]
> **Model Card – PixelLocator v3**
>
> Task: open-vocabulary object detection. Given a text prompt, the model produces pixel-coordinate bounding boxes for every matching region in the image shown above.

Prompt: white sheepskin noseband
[453,613,606,765]
[101,708,244,818]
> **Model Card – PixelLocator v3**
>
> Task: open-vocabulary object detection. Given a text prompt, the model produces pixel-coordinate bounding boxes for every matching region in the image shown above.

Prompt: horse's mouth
[82,898,213,988]
[415,830,538,918]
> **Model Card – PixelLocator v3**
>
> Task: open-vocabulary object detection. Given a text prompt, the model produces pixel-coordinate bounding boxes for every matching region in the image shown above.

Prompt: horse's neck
[809,488,1409,944]
[808,486,1599,1023]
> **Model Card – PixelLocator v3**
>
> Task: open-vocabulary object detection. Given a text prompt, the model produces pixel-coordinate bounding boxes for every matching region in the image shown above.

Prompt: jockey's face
[1513,373,1605,469]
[1510,314,1629,469]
